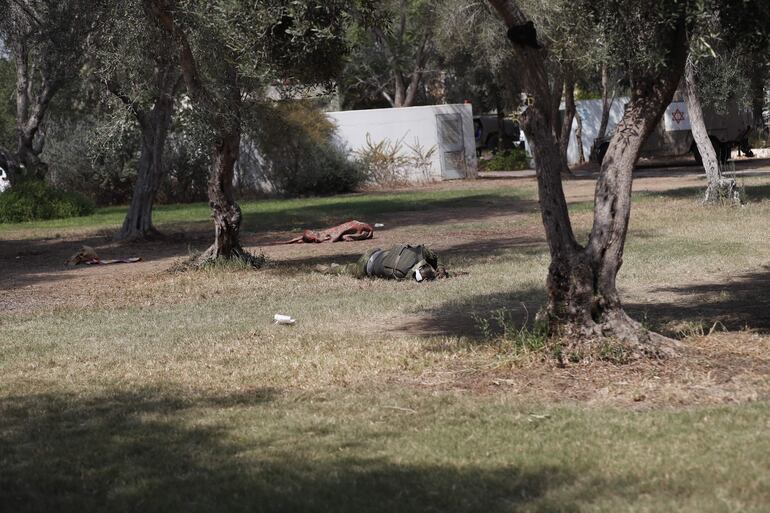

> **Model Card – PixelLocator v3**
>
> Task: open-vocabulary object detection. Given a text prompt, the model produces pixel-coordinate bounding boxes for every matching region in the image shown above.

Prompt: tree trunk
[575,110,585,164]
[116,98,174,241]
[198,127,247,260]
[113,68,179,241]
[11,38,58,182]
[684,58,736,203]
[393,70,407,107]
[148,0,259,265]
[596,63,614,141]
[487,0,686,355]
[559,78,576,170]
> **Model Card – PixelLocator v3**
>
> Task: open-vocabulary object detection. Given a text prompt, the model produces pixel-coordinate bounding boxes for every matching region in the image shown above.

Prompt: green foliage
[481,149,530,171]
[0,180,94,223]
[341,0,439,108]
[0,58,16,150]
[245,101,365,197]
[596,339,633,364]
[161,134,210,204]
[472,308,549,355]
[44,118,140,206]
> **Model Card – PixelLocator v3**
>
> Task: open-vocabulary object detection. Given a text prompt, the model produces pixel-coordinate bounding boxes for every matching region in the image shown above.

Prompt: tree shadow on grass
[240,192,539,235]
[401,264,770,343]
[397,287,547,342]
[0,386,593,513]
[269,235,547,276]
[0,192,539,293]
[625,266,770,335]
[633,180,770,202]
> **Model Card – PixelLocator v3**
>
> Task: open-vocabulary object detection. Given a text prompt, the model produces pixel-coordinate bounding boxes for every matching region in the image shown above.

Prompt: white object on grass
[274,314,296,325]
[374,223,384,228]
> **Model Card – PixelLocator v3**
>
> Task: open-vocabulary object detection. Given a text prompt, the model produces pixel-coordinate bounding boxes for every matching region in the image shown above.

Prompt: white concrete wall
[566,98,629,165]
[327,104,477,182]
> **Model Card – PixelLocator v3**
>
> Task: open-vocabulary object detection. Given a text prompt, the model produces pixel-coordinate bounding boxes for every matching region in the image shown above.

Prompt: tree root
[548,308,681,365]
[194,245,266,269]
[703,178,741,205]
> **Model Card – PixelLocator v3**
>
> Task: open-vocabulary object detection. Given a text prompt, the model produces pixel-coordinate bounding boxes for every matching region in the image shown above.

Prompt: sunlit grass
[2,174,770,511]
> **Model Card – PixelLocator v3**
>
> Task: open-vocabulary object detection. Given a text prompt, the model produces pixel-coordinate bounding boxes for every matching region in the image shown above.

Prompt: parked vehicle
[474,115,521,154]
[591,91,753,164]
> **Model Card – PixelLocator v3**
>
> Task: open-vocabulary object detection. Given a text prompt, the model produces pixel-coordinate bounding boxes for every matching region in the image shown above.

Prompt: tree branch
[10,0,43,27]
[145,0,208,109]
[103,78,148,128]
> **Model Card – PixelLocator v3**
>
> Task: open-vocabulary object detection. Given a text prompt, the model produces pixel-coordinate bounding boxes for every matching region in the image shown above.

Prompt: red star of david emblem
[672,108,685,124]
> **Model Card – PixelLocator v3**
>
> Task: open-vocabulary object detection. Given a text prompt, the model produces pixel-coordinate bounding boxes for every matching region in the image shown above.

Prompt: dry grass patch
[3,169,770,511]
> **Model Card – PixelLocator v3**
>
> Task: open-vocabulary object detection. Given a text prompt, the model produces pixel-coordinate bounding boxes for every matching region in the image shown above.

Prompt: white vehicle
[591,92,753,164]
[0,166,10,193]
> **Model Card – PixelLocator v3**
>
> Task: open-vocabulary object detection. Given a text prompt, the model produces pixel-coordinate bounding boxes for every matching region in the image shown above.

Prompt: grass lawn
[2,173,770,512]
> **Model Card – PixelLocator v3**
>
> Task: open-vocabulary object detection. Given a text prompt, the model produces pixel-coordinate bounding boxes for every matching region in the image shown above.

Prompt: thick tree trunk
[113,70,179,241]
[148,0,260,265]
[198,128,247,261]
[683,58,736,203]
[116,102,173,241]
[487,0,686,355]
[559,78,576,170]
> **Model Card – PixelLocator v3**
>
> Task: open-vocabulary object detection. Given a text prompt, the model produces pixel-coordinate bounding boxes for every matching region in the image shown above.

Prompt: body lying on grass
[317,244,448,282]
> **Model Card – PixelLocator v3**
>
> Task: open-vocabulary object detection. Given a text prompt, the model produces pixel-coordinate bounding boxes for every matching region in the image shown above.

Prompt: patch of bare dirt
[400,332,770,408]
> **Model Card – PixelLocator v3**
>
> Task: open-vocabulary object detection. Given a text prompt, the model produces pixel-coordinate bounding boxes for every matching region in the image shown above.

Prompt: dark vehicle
[474,115,521,154]
[591,92,753,164]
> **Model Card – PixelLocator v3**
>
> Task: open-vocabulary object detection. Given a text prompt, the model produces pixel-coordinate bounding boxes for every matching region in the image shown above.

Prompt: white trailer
[327,104,478,182]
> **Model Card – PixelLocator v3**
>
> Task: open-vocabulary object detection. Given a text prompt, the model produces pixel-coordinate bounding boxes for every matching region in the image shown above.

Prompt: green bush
[481,148,530,171]
[275,142,365,197]
[0,180,95,223]
[244,101,366,197]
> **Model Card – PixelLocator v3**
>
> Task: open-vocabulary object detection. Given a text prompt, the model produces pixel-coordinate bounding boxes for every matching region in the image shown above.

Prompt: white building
[327,103,478,183]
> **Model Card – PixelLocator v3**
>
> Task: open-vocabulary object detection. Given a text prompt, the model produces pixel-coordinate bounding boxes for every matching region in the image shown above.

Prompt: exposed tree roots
[194,245,266,269]
[704,178,741,205]
[545,308,681,366]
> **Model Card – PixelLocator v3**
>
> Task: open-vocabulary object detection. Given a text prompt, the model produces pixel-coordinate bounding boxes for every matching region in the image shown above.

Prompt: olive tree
[89,1,181,240]
[0,0,104,183]
[487,0,690,354]
[343,0,438,108]
[145,0,354,263]
[684,1,770,203]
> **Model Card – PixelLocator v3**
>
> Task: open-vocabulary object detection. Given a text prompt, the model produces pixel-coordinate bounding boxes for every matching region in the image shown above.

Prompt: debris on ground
[284,220,374,244]
[274,314,296,325]
[66,245,142,266]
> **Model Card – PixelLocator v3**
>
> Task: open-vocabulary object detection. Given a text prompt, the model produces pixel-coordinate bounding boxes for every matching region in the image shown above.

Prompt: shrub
[0,180,95,223]
[354,134,438,187]
[45,119,139,206]
[241,101,366,197]
[481,148,530,171]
